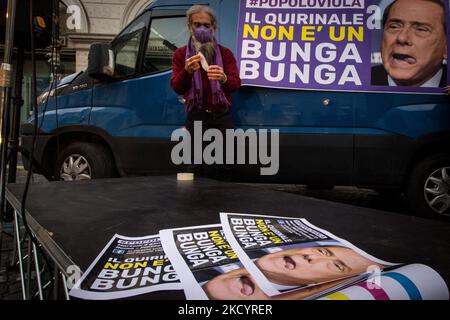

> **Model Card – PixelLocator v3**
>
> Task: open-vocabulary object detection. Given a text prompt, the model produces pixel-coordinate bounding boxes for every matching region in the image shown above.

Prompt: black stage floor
[6,176,450,299]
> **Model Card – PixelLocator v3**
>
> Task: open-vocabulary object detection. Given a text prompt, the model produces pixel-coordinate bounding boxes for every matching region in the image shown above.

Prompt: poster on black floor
[69,234,182,300]
[160,224,247,300]
[160,217,449,300]
[220,212,400,297]
[159,223,360,300]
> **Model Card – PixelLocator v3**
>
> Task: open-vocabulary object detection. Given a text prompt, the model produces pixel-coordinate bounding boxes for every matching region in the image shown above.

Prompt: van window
[143,17,188,74]
[113,15,148,77]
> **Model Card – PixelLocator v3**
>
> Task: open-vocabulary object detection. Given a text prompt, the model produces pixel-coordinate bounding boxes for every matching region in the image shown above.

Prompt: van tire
[405,154,450,220]
[55,142,116,181]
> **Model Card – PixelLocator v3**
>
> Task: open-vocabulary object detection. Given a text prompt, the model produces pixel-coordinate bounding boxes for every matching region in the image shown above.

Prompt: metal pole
[14,210,26,300]
[1,45,26,223]
[9,217,18,268]
[61,273,70,300]
[0,0,18,224]
[33,243,44,300]
[26,237,32,299]
[53,265,59,299]
[8,45,25,185]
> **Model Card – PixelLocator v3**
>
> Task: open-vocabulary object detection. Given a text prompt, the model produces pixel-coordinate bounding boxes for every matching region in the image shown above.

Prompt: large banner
[237,0,450,93]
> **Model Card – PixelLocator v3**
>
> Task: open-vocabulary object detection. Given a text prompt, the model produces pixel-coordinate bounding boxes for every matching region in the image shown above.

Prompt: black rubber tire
[405,153,450,220]
[55,142,116,180]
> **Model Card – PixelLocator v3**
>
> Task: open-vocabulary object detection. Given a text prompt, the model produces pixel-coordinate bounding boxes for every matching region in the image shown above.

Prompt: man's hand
[208,65,227,84]
[185,54,202,74]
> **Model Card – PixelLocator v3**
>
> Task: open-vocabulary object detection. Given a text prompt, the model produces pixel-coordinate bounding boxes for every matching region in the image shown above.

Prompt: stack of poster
[70,213,449,300]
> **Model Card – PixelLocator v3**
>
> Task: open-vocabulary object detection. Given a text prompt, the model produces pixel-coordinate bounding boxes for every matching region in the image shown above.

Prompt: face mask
[194,26,213,43]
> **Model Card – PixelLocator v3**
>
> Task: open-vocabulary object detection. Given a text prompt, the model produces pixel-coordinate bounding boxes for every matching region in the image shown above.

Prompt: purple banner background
[236,0,450,94]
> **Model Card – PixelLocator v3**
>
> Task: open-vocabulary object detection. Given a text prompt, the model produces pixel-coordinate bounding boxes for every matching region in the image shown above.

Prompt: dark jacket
[171,45,241,112]
[371,64,447,87]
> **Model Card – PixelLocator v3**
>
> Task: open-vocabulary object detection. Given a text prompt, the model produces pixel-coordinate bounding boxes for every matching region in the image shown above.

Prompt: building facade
[63,0,154,72]
[0,0,154,122]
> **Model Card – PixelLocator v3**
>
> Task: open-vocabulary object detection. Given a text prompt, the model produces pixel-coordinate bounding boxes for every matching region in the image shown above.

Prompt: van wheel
[405,154,450,220]
[55,142,116,181]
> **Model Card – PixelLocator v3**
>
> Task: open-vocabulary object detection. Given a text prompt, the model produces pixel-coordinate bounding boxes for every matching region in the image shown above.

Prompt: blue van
[21,0,450,219]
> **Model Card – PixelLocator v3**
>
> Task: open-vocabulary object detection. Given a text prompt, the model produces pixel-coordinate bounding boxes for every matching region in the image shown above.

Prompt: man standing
[171,5,241,175]
[371,0,447,87]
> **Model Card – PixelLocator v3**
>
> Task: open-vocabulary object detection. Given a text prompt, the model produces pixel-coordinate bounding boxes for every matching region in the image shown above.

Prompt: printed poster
[160,216,449,300]
[220,212,399,296]
[318,264,449,300]
[160,224,243,300]
[69,234,182,300]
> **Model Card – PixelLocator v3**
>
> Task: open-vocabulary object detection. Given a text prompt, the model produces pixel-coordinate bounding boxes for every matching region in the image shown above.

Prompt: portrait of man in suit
[371,0,448,87]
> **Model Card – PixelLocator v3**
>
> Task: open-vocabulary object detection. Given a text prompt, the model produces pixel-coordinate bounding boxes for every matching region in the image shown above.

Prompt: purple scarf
[185,36,231,113]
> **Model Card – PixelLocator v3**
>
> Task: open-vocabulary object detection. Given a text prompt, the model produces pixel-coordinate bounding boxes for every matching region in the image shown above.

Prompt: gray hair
[187,5,217,30]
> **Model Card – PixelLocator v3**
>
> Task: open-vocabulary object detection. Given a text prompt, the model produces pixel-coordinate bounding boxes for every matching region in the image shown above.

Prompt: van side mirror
[87,43,115,80]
